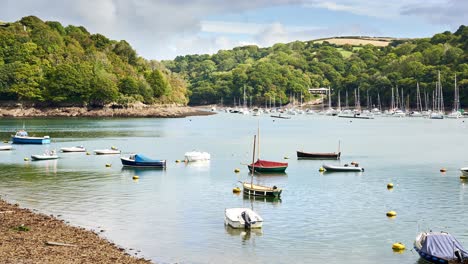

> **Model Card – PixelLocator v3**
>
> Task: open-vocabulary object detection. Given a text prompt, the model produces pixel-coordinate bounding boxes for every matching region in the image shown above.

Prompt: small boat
[297,151,341,159]
[121,154,166,168]
[270,114,291,119]
[184,151,210,162]
[60,146,86,152]
[94,147,121,155]
[12,130,50,144]
[0,145,13,151]
[414,231,468,264]
[224,208,263,229]
[248,159,288,173]
[460,167,468,177]
[242,182,282,198]
[31,150,58,161]
[322,163,364,172]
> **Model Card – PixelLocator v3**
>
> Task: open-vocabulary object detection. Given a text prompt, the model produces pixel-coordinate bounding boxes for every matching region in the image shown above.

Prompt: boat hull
[461,168,468,177]
[31,155,58,161]
[322,164,364,172]
[12,136,50,144]
[121,157,166,168]
[297,151,340,160]
[247,165,287,173]
[61,147,86,152]
[224,208,263,229]
[94,149,120,155]
[242,183,282,198]
[0,145,13,151]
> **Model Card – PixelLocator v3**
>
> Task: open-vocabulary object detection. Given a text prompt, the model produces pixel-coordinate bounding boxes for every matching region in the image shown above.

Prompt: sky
[1,0,467,60]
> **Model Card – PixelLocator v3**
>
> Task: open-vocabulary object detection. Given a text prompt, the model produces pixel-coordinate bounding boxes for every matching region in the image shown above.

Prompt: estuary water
[0,113,468,264]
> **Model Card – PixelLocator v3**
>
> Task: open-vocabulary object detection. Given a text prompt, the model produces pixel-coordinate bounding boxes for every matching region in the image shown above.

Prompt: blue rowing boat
[121,154,166,168]
[414,231,468,263]
[12,130,51,144]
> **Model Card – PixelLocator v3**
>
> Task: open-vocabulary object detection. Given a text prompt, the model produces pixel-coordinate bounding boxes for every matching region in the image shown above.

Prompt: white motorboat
[61,146,86,152]
[94,147,121,155]
[31,150,58,161]
[224,208,263,229]
[460,167,468,177]
[0,145,13,151]
[184,151,210,162]
[446,111,462,119]
[322,163,364,172]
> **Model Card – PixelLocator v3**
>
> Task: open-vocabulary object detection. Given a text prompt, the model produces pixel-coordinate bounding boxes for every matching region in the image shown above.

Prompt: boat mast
[378,92,381,110]
[251,135,256,187]
[257,123,260,160]
[328,87,332,109]
[454,74,459,112]
[338,91,341,111]
[345,90,349,109]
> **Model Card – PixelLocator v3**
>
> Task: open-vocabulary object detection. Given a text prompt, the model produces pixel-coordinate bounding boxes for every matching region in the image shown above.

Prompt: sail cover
[421,232,468,260]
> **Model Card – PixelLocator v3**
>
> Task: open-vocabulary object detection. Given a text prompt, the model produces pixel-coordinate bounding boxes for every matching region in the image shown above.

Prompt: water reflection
[28,159,57,175]
[242,195,282,204]
[120,167,166,177]
[184,160,210,171]
[224,225,263,240]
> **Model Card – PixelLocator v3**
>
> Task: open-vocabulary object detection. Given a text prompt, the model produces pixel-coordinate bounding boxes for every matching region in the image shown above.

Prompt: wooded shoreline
[0,105,214,118]
[0,198,152,263]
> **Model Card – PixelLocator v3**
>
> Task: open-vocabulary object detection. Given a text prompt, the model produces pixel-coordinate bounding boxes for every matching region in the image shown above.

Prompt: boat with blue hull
[121,154,166,168]
[12,130,50,144]
[414,231,468,264]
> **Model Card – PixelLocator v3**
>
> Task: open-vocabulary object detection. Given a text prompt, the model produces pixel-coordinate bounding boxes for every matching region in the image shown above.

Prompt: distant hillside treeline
[163,26,468,109]
[0,16,188,107]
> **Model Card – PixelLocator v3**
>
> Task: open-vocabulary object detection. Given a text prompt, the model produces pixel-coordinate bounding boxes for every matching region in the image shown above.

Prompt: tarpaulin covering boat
[121,154,166,168]
[414,231,468,263]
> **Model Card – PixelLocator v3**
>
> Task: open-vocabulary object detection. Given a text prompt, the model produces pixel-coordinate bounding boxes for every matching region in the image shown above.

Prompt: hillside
[0,16,188,107]
[163,27,468,109]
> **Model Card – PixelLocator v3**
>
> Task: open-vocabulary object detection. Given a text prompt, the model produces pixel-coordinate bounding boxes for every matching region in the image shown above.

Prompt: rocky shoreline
[0,105,214,118]
[0,198,152,264]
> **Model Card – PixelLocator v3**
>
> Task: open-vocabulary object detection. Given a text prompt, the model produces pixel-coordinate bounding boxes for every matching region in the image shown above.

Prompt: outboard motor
[454,249,463,262]
[241,211,255,229]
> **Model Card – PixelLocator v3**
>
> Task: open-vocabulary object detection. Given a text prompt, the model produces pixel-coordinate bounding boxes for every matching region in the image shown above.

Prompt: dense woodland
[0,16,188,107]
[0,16,467,110]
[164,26,468,110]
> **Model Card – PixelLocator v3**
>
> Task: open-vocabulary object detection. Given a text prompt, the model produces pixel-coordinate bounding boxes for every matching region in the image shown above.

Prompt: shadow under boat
[120,166,166,177]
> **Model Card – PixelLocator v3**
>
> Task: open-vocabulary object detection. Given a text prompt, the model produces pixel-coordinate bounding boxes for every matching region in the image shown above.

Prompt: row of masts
[227,72,460,113]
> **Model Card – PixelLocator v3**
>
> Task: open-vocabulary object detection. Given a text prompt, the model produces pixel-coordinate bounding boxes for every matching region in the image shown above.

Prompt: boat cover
[421,233,468,259]
[134,154,161,162]
[251,159,288,168]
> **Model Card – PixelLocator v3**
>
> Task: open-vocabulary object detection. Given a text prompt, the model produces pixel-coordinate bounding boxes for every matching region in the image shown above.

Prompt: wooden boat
[31,150,58,161]
[184,151,210,162]
[242,182,282,198]
[60,146,86,152]
[297,151,340,159]
[224,208,263,229]
[121,154,166,168]
[248,159,288,173]
[12,130,50,144]
[94,147,121,155]
[414,231,468,264]
[0,145,13,151]
[322,164,364,172]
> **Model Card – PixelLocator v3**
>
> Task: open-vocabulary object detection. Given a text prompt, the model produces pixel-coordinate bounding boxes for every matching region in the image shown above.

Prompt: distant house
[308,88,329,94]
[0,21,9,27]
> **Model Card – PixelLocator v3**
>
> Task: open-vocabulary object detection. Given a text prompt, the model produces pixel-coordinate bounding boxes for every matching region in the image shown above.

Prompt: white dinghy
[224,208,263,229]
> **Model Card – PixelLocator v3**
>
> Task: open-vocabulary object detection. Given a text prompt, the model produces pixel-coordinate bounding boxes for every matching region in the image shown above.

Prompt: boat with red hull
[248,159,288,173]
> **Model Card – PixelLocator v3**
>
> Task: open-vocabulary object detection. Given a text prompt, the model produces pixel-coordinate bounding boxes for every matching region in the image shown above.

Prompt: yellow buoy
[86,152,91,155]
[392,242,405,251]
[24,157,29,161]
[3,140,8,143]
[111,146,117,150]
[175,160,180,163]
[440,168,447,172]
[319,167,325,172]
[133,175,139,180]
[284,156,289,159]
[461,175,468,180]
[234,168,240,173]
[233,187,241,193]
[386,211,397,217]
[105,163,111,167]
[387,183,394,189]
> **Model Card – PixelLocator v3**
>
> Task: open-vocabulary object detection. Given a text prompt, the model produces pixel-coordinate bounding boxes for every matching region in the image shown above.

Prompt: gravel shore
[0,105,214,118]
[0,199,152,264]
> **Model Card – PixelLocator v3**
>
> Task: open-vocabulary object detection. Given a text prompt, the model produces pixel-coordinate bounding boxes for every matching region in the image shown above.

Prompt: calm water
[0,114,468,263]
